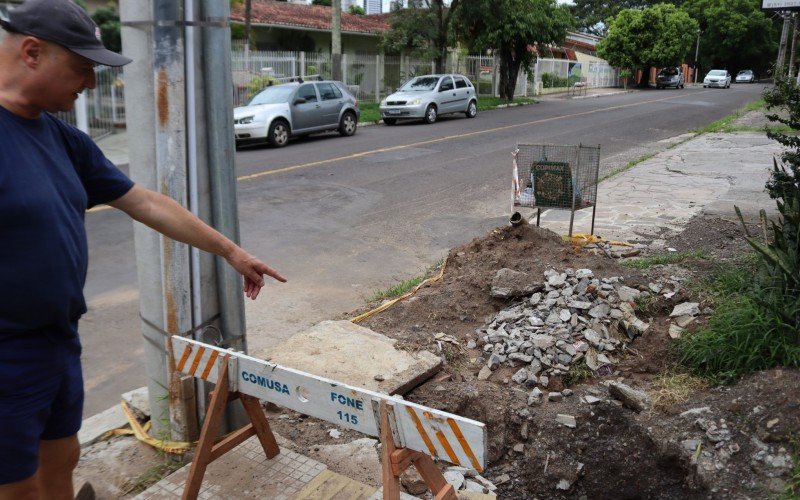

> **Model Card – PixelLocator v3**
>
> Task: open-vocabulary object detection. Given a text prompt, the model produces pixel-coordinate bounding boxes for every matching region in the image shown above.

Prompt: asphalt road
[81,84,766,417]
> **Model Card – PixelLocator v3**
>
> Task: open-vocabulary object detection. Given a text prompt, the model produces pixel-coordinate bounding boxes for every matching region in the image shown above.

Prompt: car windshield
[399,76,440,91]
[247,86,295,106]
[659,68,678,76]
[708,70,727,76]
[738,70,752,75]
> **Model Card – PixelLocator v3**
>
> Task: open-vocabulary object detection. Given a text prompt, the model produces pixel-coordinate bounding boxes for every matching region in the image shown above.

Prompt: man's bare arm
[108,184,286,299]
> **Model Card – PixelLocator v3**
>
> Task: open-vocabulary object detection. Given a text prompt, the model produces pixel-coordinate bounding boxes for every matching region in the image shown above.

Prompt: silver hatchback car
[234,80,360,147]
[379,74,478,125]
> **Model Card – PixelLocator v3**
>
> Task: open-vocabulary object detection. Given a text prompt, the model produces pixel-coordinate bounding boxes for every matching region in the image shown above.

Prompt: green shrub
[681,75,800,384]
[678,294,800,384]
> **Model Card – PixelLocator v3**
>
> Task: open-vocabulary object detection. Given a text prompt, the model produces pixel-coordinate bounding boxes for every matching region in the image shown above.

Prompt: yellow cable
[117,400,194,455]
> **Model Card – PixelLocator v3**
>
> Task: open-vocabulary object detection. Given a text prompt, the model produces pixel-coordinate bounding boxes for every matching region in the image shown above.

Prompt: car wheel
[656,84,661,89]
[267,120,289,147]
[383,118,397,125]
[339,111,357,136]
[465,100,477,118]
[423,104,437,124]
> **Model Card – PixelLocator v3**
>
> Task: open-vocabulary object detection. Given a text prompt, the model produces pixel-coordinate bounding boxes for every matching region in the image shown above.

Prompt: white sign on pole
[762,0,800,9]
[172,337,487,471]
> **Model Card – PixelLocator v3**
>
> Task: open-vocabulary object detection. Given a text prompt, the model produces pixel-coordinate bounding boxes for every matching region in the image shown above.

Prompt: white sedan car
[703,69,731,89]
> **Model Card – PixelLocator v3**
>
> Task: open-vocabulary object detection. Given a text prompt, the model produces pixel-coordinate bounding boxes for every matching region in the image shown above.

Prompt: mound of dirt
[274,217,798,499]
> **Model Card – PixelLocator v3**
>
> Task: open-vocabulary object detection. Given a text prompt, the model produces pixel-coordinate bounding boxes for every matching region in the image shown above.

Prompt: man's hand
[225,247,287,300]
[110,185,287,300]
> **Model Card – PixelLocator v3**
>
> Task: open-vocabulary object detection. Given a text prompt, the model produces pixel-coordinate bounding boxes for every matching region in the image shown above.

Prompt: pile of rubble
[474,267,697,404]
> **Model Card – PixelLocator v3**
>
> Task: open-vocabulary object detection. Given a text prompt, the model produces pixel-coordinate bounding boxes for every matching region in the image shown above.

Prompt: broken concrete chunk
[490,268,542,298]
[616,285,642,303]
[670,302,701,317]
[527,387,543,406]
[675,315,696,328]
[556,414,576,428]
[512,368,529,384]
[477,366,492,381]
[608,381,651,412]
[443,470,465,491]
[548,392,563,402]
[669,324,684,339]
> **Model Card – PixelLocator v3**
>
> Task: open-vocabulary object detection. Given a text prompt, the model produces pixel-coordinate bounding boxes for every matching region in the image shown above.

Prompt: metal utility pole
[332,0,342,81]
[693,29,701,84]
[777,13,791,78]
[790,14,798,78]
[121,0,247,440]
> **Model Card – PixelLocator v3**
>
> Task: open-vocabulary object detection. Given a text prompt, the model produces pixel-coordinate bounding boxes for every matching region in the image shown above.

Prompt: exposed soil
[270,215,798,499]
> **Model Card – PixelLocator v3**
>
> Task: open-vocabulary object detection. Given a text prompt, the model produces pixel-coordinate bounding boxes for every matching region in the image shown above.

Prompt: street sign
[172,336,487,471]
[762,0,800,9]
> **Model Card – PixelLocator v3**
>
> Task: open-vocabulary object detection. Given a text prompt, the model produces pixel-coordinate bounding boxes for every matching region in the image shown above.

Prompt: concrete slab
[266,320,441,395]
[78,403,127,447]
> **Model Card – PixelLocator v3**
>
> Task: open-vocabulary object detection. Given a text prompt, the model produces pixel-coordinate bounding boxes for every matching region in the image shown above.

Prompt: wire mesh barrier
[512,143,601,236]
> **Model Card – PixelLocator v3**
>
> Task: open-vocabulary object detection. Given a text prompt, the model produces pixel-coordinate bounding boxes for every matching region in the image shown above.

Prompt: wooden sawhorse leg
[379,401,456,500]
[183,356,280,500]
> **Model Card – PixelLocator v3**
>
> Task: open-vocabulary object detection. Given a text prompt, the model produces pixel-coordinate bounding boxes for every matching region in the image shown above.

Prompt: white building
[364,0,382,14]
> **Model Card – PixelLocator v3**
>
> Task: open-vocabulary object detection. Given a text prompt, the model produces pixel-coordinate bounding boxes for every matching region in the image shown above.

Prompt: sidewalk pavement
[85,94,782,498]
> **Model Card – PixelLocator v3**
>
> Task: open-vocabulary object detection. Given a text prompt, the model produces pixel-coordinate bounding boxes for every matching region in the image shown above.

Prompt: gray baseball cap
[0,0,131,67]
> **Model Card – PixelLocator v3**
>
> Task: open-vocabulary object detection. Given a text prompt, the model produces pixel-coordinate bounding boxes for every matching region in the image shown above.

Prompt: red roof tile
[231,0,390,35]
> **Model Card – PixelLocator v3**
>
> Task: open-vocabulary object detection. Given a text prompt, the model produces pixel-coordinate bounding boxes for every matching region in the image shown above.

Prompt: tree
[348,5,366,15]
[570,0,653,36]
[597,4,698,86]
[452,0,573,100]
[681,0,777,76]
[312,0,332,5]
[380,0,460,74]
[91,3,121,54]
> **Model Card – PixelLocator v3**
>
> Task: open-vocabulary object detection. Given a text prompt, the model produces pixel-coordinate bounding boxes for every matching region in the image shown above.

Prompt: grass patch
[601,152,656,181]
[358,96,535,124]
[678,293,800,384]
[692,98,795,134]
[649,372,709,411]
[622,250,706,269]
[634,293,656,315]
[563,361,591,386]
[367,275,425,303]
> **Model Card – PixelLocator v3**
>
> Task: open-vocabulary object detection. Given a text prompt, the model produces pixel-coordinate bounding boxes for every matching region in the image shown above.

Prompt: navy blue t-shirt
[0,105,134,335]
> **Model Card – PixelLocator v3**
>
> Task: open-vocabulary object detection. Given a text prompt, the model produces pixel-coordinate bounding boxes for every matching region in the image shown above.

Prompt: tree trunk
[434,0,446,73]
[498,45,522,101]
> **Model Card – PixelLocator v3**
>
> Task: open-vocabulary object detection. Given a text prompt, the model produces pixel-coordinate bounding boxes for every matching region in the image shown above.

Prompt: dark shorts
[0,329,83,484]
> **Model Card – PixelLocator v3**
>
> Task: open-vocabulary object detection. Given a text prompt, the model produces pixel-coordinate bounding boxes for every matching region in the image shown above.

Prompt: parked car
[379,74,478,125]
[234,80,360,148]
[703,69,731,88]
[735,69,756,83]
[656,67,685,89]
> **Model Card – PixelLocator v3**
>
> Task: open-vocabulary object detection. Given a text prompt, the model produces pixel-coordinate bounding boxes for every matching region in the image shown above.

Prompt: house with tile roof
[230,0,391,54]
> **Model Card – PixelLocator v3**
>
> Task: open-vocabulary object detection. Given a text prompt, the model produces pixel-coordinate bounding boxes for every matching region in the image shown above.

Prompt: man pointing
[0,0,286,497]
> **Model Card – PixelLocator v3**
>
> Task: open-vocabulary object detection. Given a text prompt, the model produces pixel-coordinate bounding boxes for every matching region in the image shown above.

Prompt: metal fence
[532,58,618,95]
[56,66,125,140]
[67,48,618,137]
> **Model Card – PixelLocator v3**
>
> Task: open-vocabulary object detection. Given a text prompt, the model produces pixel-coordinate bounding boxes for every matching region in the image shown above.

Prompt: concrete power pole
[332,0,342,81]
[777,13,791,78]
[786,13,797,78]
[120,0,247,440]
